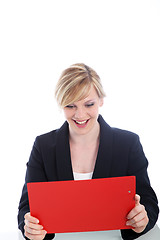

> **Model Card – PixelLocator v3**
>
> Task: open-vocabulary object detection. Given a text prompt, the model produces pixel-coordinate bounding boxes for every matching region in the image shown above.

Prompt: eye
[66,105,75,109]
[85,103,94,107]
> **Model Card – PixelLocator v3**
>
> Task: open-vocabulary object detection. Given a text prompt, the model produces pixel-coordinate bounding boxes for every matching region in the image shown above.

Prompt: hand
[126,194,149,233]
[24,212,47,240]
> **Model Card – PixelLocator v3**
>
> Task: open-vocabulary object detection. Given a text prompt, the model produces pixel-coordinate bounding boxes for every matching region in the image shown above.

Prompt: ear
[99,98,104,107]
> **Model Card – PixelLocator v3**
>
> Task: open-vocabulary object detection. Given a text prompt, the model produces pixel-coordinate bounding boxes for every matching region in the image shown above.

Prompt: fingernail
[126,222,130,226]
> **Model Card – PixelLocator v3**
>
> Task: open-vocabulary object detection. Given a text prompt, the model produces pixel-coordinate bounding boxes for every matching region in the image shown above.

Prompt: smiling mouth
[73,119,89,126]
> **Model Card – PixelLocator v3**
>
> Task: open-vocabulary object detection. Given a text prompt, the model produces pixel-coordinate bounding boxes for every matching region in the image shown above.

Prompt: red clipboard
[27,176,135,233]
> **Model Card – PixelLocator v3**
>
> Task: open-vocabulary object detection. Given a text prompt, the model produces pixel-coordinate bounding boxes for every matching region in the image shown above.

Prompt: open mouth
[73,119,90,127]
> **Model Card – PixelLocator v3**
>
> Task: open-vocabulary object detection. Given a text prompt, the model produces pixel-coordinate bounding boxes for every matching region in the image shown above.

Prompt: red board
[27,176,135,233]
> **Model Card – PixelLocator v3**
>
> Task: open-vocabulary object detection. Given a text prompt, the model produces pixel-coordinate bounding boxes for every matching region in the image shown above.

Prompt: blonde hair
[55,63,106,107]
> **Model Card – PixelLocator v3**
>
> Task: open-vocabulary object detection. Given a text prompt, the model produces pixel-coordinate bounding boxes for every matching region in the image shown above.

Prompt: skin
[64,85,103,174]
[63,85,104,140]
[24,212,47,240]
[24,86,149,239]
[126,194,149,233]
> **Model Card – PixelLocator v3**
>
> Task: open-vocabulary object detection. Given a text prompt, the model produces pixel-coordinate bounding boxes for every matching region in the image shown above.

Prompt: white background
[0,0,160,233]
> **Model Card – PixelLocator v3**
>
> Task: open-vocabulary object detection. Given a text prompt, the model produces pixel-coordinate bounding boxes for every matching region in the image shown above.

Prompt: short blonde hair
[55,63,106,107]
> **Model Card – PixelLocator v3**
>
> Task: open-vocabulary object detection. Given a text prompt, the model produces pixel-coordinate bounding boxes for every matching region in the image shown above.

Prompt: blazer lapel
[92,115,113,179]
[56,121,74,181]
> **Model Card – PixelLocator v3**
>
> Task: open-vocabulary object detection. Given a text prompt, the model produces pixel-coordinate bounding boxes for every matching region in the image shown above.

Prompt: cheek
[89,107,99,117]
[63,109,71,119]
[63,109,76,121]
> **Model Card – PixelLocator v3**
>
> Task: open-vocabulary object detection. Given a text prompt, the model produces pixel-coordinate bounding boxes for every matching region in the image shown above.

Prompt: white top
[73,171,93,180]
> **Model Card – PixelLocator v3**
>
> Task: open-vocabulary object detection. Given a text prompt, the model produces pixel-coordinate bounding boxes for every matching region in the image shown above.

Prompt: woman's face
[63,86,103,136]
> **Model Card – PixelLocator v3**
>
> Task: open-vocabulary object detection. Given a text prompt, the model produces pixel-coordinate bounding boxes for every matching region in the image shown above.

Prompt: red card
[27,176,135,233]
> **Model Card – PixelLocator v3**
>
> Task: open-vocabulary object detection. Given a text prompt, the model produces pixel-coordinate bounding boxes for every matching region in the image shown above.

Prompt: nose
[74,106,85,119]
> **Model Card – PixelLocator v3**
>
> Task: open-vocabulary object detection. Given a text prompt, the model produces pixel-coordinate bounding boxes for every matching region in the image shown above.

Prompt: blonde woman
[18,63,159,240]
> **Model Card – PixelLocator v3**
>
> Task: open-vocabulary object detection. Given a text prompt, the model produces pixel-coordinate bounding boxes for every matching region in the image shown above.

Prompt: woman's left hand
[126,194,149,233]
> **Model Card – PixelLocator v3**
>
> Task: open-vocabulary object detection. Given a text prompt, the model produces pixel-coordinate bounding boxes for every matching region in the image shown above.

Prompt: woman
[18,63,159,240]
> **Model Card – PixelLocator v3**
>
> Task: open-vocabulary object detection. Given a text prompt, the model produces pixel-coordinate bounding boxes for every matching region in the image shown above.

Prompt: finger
[25,231,47,240]
[24,225,46,235]
[127,204,145,220]
[126,211,145,226]
[127,194,141,219]
[135,194,140,206]
[25,212,39,224]
[129,217,147,229]
[24,219,43,230]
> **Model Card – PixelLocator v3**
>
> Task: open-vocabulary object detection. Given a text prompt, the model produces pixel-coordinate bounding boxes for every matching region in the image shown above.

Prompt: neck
[69,121,100,145]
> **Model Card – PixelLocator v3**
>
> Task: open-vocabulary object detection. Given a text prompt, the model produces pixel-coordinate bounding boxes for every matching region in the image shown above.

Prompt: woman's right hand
[24,212,47,240]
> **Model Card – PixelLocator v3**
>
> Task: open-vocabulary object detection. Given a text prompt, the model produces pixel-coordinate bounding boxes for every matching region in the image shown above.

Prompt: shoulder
[32,130,58,153]
[37,129,57,141]
[99,115,139,144]
[112,127,139,142]
[34,121,68,148]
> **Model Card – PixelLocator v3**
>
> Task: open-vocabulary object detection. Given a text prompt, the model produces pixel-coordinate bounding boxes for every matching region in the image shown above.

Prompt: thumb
[135,194,140,206]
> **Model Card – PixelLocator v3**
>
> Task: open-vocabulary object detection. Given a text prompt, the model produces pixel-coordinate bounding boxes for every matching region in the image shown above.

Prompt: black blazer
[18,115,159,240]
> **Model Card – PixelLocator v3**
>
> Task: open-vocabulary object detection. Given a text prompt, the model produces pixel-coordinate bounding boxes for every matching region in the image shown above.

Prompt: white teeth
[75,120,87,125]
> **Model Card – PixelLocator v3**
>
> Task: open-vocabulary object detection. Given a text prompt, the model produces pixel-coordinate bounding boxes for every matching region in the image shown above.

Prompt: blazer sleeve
[120,135,159,240]
[18,136,55,240]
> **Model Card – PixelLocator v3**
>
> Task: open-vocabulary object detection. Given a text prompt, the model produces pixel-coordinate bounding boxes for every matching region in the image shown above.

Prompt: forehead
[74,86,99,104]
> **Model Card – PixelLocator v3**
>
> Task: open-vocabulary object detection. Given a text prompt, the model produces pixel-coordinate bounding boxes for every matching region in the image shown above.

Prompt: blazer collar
[56,115,113,181]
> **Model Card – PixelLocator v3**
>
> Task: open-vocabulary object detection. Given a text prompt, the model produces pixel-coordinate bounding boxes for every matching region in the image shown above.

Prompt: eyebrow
[67,99,96,106]
[84,99,96,103]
